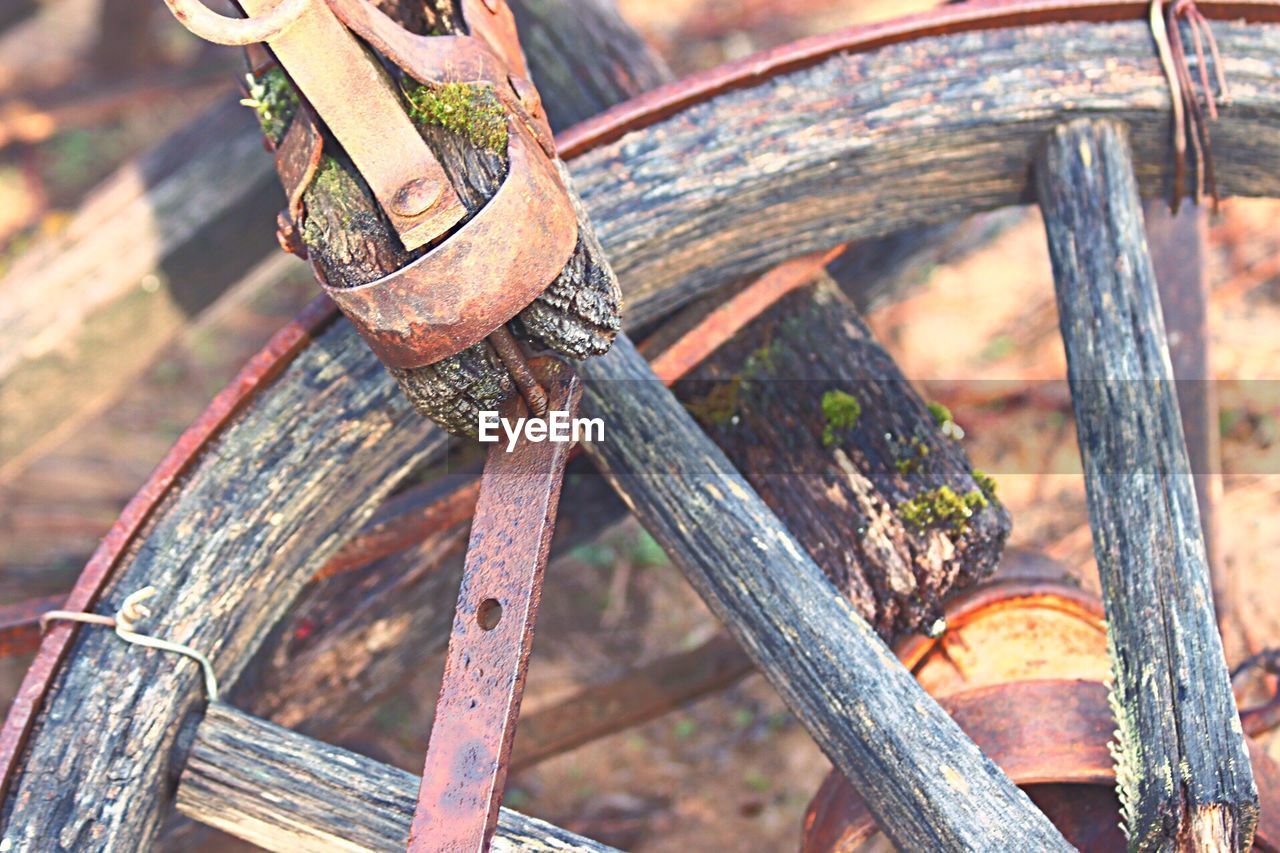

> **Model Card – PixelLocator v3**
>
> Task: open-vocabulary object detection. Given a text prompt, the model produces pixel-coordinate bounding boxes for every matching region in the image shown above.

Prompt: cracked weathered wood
[0,2,632,847]
[236,0,992,749]
[571,21,1280,327]
[176,702,615,853]
[677,276,1008,639]
[7,19,1280,465]
[1144,199,1238,660]
[0,312,448,850]
[229,0,661,744]
[8,18,1280,850]
[576,334,1069,850]
[1035,118,1256,851]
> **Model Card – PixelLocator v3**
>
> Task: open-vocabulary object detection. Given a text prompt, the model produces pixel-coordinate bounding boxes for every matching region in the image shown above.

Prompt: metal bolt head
[391,177,442,218]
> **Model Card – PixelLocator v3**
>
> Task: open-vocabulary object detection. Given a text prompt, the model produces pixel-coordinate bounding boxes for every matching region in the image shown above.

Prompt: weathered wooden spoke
[1034,118,1257,849]
[177,703,614,853]
[5,4,1280,851]
[1145,199,1236,655]
[578,336,1069,848]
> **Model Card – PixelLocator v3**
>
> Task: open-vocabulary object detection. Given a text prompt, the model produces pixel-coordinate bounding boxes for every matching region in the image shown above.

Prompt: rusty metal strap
[408,358,580,851]
[317,115,577,368]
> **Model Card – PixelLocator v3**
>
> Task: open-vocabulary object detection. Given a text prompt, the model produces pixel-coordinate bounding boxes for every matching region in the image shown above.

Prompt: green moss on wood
[897,485,988,535]
[894,436,930,475]
[406,82,508,153]
[927,400,966,440]
[242,68,299,144]
[821,389,862,447]
[971,469,998,501]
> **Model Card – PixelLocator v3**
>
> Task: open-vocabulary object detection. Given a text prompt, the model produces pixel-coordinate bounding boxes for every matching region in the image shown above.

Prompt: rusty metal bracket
[316,115,577,368]
[326,0,556,155]
[271,102,324,257]
[163,0,579,369]
[408,357,580,852]
[236,0,467,248]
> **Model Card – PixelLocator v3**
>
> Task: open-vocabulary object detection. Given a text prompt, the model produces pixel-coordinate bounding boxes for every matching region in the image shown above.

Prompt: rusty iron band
[6,0,1280,803]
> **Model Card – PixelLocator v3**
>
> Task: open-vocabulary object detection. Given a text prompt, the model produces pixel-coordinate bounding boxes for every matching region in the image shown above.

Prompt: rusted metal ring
[161,0,308,46]
[318,119,578,369]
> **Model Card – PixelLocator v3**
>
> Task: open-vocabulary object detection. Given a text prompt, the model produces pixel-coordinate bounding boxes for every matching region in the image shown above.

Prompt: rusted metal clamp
[163,0,579,370]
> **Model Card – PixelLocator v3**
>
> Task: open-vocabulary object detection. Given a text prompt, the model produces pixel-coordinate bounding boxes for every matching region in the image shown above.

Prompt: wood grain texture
[0,316,448,850]
[8,17,1280,850]
[0,2,631,846]
[6,18,1280,469]
[229,0,661,746]
[676,276,1009,639]
[576,334,1069,851]
[160,10,660,845]
[176,702,616,853]
[1035,118,1256,851]
[234,0,953,761]
[1143,200,1236,660]
[571,21,1280,327]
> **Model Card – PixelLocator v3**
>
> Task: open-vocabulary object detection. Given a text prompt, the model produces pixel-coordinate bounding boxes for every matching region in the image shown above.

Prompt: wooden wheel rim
[5,1,1280,844]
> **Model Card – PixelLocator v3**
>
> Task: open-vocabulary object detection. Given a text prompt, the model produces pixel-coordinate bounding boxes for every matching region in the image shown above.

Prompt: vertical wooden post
[1144,199,1237,659]
[1035,118,1256,850]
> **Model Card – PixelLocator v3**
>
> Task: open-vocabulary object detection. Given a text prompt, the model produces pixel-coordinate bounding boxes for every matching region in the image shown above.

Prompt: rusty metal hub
[165,0,579,370]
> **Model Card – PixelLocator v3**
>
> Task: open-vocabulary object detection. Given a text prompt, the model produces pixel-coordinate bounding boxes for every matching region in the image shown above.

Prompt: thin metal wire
[40,587,220,702]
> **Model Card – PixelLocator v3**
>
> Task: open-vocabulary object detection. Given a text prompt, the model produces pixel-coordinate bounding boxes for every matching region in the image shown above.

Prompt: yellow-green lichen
[406,82,508,152]
[821,389,862,447]
[895,436,930,476]
[1106,627,1142,844]
[926,401,953,426]
[928,400,965,440]
[971,468,998,500]
[241,68,298,143]
[897,485,988,535]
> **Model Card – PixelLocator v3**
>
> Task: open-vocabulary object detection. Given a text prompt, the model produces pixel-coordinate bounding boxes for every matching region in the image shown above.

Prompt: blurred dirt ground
[1,1,1279,850]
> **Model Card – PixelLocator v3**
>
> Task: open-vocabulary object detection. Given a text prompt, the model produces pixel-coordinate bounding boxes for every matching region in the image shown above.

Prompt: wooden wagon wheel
[4,0,1280,850]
